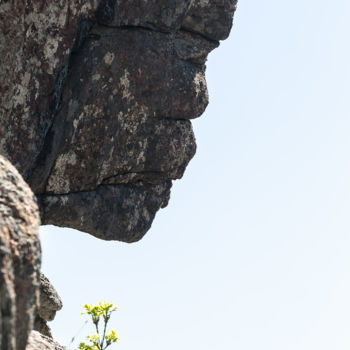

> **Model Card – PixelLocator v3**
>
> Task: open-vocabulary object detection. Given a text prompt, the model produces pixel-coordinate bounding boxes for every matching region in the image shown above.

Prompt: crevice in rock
[179,26,220,45]
[28,17,99,194]
[97,21,173,34]
[71,19,94,54]
[37,178,168,198]
[102,170,169,184]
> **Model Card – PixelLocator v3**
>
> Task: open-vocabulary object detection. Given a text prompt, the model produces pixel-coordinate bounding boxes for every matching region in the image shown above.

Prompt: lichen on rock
[0,0,237,242]
[0,155,41,350]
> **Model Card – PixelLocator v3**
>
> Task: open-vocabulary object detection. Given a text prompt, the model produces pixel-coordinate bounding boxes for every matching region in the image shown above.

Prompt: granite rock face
[183,0,237,41]
[38,274,63,322]
[34,274,63,338]
[0,155,41,350]
[26,331,65,350]
[0,1,100,176]
[0,1,237,242]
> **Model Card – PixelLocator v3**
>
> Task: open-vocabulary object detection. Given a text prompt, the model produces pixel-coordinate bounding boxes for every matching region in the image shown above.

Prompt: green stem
[94,317,99,335]
[101,313,109,349]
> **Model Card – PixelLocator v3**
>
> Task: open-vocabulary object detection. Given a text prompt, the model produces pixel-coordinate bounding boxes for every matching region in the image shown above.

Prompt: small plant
[77,302,119,350]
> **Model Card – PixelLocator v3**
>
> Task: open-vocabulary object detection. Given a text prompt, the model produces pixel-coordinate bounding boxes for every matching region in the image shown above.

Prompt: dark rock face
[0,1,100,177]
[96,0,193,30]
[0,156,41,350]
[183,0,238,41]
[40,182,172,242]
[0,1,237,242]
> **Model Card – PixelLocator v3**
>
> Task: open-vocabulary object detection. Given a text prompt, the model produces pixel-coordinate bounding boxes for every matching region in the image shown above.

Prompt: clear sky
[40,1,350,349]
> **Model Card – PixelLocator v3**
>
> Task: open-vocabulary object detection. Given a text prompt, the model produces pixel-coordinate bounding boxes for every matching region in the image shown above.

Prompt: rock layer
[0,155,41,350]
[0,1,237,242]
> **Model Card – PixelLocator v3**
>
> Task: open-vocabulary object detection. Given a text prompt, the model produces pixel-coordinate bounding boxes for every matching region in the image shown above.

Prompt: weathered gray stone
[38,274,62,322]
[0,1,101,178]
[34,316,53,339]
[33,274,62,339]
[39,181,172,242]
[0,156,41,350]
[0,1,237,242]
[26,331,65,350]
[183,0,238,41]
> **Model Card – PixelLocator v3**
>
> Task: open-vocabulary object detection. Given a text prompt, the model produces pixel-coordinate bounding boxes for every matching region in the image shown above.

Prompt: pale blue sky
[40,1,350,349]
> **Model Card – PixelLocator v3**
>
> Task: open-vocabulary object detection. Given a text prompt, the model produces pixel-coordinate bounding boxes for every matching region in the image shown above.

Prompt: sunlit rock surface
[26,331,65,350]
[34,274,63,338]
[0,155,41,350]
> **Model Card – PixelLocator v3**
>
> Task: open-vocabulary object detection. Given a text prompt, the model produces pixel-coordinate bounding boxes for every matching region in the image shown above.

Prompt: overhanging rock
[0,1,238,242]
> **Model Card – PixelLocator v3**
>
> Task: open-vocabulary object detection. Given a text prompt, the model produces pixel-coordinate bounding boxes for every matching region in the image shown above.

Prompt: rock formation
[34,274,63,339]
[0,1,238,349]
[0,0,237,242]
[26,331,65,350]
[0,155,41,350]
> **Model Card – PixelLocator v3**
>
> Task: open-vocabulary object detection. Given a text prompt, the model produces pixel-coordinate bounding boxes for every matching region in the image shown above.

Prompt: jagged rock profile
[26,331,65,350]
[0,0,238,242]
[34,274,63,338]
[0,155,41,350]
[0,1,238,350]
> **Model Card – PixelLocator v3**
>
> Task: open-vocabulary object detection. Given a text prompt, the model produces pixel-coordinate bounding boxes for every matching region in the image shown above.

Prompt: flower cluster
[78,302,119,350]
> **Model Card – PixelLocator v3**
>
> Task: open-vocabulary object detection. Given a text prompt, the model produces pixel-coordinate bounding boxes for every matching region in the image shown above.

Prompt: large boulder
[0,0,238,242]
[0,155,41,350]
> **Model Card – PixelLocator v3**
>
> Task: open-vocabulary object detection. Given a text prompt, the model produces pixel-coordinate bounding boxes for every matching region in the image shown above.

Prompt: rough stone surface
[96,0,193,31]
[26,331,65,350]
[34,316,53,339]
[33,274,62,339]
[38,274,62,322]
[0,1,237,242]
[0,1,100,177]
[40,181,172,242]
[0,155,41,350]
[183,0,238,41]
